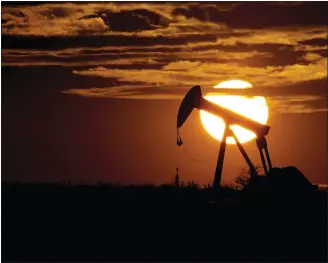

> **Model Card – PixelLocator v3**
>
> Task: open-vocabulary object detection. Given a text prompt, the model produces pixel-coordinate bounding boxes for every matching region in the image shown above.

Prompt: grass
[2,174,327,262]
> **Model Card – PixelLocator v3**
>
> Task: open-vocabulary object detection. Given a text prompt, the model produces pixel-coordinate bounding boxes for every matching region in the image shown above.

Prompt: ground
[2,183,327,262]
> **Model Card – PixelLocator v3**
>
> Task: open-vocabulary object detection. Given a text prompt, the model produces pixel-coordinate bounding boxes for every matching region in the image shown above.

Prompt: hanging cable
[177,127,213,162]
[182,143,212,162]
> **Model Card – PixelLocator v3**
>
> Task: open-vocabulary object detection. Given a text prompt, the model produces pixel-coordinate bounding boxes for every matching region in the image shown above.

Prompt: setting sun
[214,80,253,89]
[200,80,268,144]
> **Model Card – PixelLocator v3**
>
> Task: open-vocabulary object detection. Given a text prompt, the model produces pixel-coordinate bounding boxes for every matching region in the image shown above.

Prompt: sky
[1,1,327,185]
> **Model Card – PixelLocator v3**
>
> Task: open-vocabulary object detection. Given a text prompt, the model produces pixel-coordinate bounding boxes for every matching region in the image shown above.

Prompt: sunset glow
[214,80,253,89]
[200,80,268,144]
[1,1,327,186]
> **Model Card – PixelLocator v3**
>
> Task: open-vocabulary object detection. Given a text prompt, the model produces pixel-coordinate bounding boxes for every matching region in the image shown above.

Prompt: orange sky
[2,2,327,185]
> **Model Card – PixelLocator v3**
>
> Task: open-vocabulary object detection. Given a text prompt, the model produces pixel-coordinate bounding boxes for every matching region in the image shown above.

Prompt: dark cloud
[239,52,303,68]
[299,37,328,46]
[93,78,328,98]
[173,2,328,28]
[1,34,218,50]
[190,42,305,67]
[80,9,171,32]
[313,49,328,58]
[1,1,49,7]
[192,42,294,53]
[2,50,167,68]
[2,2,327,111]
[2,37,316,68]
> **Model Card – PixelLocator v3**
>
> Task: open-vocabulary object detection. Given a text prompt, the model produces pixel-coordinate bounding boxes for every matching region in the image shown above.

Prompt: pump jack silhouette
[177,85,272,190]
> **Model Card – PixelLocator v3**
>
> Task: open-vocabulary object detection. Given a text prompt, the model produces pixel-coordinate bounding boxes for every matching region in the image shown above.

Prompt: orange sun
[200,80,268,144]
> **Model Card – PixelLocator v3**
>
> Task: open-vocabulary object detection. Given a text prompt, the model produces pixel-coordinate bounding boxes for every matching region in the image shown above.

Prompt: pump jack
[177,85,272,190]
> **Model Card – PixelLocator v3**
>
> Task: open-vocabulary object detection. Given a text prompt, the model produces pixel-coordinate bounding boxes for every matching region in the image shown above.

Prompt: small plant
[235,166,261,190]
[187,180,199,189]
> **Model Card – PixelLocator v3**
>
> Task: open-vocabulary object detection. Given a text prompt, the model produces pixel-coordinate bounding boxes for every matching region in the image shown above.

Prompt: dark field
[2,183,327,262]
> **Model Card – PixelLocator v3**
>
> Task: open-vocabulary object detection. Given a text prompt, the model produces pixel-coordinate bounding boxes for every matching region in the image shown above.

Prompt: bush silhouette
[234,166,261,190]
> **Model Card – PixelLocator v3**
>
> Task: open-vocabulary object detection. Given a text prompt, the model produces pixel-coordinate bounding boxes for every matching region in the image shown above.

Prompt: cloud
[2,2,325,73]
[1,4,111,36]
[62,86,183,100]
[2,2,327,115]
[1,47,264,67]
[62,57,327,111]
[2,2,224,37]
[62,54,327,114]
[3,2,326,38]
[1,33,218,50]
[299,37,328,47]
[216,28,327,46]
[1,54,163,67]
[71,57,326,88]
[71,17,108,34]
[3,25,324,71]
[302,53,323,62]
[62,83,327,114]
[79,8,171,32]
[172,2,328,28]
[267,97,328,114]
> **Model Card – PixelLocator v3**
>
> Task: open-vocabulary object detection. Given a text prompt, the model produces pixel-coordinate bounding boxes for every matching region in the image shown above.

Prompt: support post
[263,138,272,171]
[257,138,268,176]
[213,124,229,190]
[230,129,258,178]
